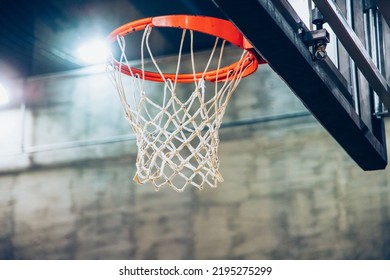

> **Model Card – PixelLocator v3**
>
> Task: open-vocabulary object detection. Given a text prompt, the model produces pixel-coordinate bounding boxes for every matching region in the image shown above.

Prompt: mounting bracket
[302,8,330,60]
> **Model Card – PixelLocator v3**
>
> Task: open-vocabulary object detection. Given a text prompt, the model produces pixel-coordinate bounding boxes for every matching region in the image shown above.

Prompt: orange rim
[107,15,265,83]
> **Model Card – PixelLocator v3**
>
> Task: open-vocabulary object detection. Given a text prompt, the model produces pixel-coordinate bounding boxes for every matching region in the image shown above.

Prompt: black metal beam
[212,0,387,170]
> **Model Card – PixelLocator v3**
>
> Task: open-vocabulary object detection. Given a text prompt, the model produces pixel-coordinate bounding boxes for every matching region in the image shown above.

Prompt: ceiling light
[77,39,109,65]
[0,84,10,106]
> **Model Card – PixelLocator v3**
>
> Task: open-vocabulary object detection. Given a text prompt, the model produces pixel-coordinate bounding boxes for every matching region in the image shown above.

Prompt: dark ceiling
[0,0,225,78]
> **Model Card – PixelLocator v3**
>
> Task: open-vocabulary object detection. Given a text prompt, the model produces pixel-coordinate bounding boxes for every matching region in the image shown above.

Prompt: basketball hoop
[107,15,264,192]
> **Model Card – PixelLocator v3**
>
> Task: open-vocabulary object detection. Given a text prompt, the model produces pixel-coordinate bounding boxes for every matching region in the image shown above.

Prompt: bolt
[314,44,327,60]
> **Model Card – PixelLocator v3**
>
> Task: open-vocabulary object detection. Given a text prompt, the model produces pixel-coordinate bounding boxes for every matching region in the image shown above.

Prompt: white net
[108,25,254,192]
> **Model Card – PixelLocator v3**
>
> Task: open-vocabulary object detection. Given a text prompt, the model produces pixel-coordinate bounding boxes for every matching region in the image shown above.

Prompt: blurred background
[1,0,390,259]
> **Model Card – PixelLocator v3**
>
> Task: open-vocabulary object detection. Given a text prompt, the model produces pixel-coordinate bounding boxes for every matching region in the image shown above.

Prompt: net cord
[108,25,254,191]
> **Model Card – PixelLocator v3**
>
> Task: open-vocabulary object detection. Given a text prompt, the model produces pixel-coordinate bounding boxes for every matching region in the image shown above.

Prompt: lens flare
[77,40,109,65]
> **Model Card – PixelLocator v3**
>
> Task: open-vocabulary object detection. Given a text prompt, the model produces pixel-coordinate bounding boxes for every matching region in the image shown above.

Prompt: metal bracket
[374,110,390,118]
[303,29,330,60]
[302,8,330,60]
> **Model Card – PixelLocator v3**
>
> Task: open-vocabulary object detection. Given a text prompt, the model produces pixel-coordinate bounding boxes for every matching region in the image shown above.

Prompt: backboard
[211,0,390,170]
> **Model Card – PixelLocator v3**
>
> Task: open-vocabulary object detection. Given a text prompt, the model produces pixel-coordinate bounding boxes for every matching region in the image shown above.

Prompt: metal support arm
[312,0,390,109]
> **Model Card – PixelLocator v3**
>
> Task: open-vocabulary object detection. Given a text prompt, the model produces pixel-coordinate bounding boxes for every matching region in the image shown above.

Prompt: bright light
[77,39,109,65]
[0,84,10,106]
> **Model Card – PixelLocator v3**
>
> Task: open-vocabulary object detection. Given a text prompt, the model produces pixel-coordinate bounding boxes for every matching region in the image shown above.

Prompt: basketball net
[108,25,255,192]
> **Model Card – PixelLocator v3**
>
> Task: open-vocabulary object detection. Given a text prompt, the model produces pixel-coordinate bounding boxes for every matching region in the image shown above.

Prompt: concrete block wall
[1,50,390,259]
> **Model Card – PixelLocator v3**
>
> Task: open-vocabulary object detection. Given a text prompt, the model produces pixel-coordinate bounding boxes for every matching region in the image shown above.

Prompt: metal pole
[375,8,386,76]
[345,0,360,114]
[368,8,381,114]
[375,7,387,115]
[308,0,314,31]
[364,1,387,116]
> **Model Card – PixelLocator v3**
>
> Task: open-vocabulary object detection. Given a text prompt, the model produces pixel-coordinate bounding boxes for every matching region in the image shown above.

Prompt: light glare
[0,84,10,106]
[77,40,109,64]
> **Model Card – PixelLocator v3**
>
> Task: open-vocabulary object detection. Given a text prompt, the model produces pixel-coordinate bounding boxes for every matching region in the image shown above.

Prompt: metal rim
[107,15,264,83]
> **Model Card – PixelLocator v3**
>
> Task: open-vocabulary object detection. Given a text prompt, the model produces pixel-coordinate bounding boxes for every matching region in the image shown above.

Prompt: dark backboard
[212,0,390,170]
